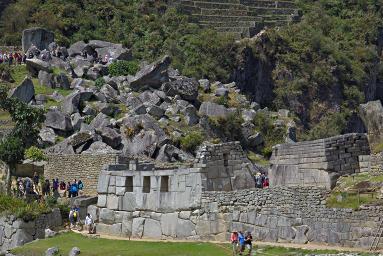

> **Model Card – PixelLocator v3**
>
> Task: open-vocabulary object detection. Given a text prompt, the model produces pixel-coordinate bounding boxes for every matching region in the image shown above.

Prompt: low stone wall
[45,154,118,196]
[0,209,62,252]
[90,187,383,249]
[269,133,370,189]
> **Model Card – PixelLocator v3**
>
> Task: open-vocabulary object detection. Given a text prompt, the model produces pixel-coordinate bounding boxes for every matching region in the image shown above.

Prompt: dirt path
[71,230,382,254]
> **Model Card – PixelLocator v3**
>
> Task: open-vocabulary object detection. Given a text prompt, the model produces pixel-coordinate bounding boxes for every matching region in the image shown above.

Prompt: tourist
[24,178,32,195]
[67,182,72,198]
[59,181,66,197]
[85,213,95,234]
[17,178,25,197]
[43,179,51,196]
[244,231,253,256]
[78,180,84,196]
[230,230,239,255]
[263,176,269,188]
[69,207,76,229]
[238,231,245,255]
[255,172,263,189]
[71,180,79,198]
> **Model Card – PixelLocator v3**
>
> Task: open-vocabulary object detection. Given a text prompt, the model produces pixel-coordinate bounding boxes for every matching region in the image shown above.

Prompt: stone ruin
[87,138,383,249]
[269,133,370,189]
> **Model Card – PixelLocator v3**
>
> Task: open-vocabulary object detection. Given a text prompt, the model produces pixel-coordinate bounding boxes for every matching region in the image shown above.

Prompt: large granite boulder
[22,27,54,52]
[156,144,194,162]
[10,77,35,103]
[359,100,383,142]
[38,127,57,146]
[71,58,92,78]
[122,129,158,157]
[89,113,111,130]
[82,141,117,154]
[95,45,132,61]
[55,73,70,89]
[97,126,122,149]
[161,76,199,101]
[68,41,87,57]
[38,70,55,88]
[26,58,52,77]
[129,55,171,91]
[199,102,229,118]
[61,92,81,115]
[45,109,73,133]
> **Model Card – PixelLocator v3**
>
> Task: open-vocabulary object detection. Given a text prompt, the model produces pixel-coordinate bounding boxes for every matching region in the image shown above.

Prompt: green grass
[34,84,72,97]
[247,151,269,166]
[326,172,383,209]
[12,233,376,256]
[12,232,231,256]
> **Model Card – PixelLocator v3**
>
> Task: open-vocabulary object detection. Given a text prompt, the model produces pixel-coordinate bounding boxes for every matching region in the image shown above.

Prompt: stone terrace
[269,133,371,189]
[173,0,298,38]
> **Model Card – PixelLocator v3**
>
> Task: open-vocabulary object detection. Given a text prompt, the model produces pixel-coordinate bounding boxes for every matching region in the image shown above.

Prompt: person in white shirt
[85,213,94,234]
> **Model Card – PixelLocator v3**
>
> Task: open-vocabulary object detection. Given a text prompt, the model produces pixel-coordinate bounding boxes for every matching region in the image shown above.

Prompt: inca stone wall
[89,187,383,249]
[0,209,62,252]
[269,133,370,189]
[44,154,119,196]
[172,0,298,38]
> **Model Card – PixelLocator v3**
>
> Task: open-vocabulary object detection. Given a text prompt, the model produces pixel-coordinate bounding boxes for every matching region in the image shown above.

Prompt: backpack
[71,184,78,193]
[73,211,77,218]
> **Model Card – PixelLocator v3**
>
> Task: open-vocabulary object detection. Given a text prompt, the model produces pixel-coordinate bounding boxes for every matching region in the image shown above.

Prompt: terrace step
[173,0,298,38]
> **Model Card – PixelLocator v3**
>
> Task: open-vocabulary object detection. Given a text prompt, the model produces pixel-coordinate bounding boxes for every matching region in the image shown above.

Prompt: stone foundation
[0,209,62,252]
[90,187,383,249]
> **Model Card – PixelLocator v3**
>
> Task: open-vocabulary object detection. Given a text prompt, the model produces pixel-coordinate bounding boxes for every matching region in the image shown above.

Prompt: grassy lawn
[12,232,231,256]
[12,232,376,256]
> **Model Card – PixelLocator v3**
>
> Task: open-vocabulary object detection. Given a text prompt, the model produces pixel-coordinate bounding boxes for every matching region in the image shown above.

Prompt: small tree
[0,85,45,194]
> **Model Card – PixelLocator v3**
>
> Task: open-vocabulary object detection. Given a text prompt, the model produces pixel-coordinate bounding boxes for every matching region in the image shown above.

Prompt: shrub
[25,146,47,162]
[209,112,244,142]
[94,77,105,90]
[215,96,229,107]
[108,60,140,77]
[180,131,205,153]
[0,194,51,221]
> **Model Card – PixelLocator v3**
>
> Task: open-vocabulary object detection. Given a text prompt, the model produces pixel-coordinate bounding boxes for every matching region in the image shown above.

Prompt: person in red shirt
[230,230,239,255]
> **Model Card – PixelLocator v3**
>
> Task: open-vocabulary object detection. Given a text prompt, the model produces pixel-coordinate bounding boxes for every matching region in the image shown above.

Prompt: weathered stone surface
[55,73,70,89]
[69,247,81,256]
[45,247,59,256]
[162,76,199,101]
[45,109,73,132]
[68,41,87,57]
[26,58,52,77]
[22,27,54,52]
[129,55,171,91]
[176,219,195,238]
[199,102,228,118]
[96,46,132,61]
[359,100,383,142]
[99,208,115,224]
[143,219,162,238]
[10,77,35,103]
[90,113,111,130]
[97,127,122,149]
[61,92,81,115]
[38,128,56,147]
[132,218,145,238]
[38,70,55,88]
[156,144,193,163]
[83,141,117,154]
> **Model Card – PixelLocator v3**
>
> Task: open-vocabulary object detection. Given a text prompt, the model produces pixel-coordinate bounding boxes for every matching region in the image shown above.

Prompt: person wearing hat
[230,230,239,255]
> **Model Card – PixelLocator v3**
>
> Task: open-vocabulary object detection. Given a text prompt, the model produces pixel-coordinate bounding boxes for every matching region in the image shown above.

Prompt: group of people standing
[14,172,84,199]
[230,230,253,256]
[0,51,26,65]
[254,172,269,189]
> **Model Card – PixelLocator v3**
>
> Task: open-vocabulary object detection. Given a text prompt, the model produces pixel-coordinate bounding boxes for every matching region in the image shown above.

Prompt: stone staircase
[173,0,298,38]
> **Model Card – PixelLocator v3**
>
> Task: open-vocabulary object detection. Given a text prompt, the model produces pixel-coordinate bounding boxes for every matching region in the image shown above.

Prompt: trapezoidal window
[160,176,169,192]
[143,176,151,193]
[223,153,229,167]
[126,176,133,192]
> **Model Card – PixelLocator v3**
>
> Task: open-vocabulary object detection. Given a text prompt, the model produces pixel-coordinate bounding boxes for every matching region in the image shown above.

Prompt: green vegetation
[12,232,231,256]
[0,194,51,221]
[252,112,286,157]
[215,95,229,108]
[247,151,269,166]
[108,60,140,77]
[180,131,205,153]
[24,146,47,161]
[12,232,375,256]
[209,113,244,142]
[94,77,105,91]
[326,172,383,209]
[0,1,235,81]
